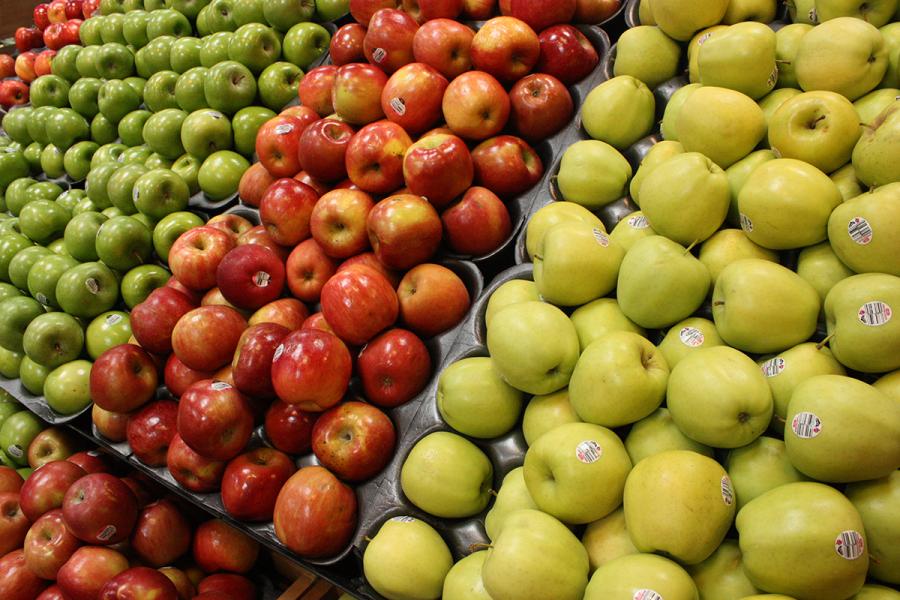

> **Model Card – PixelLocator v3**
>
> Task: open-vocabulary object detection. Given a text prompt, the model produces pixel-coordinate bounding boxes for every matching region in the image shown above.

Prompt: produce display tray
[0,374,93,423]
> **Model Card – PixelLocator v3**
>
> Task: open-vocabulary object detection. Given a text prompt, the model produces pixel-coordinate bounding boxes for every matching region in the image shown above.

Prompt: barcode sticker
[274,123,294,135]
[254,271,271,288]
[105,313,123,325]
[210,381,232,391]
[809,6,818,22]
[848,217,873,245]
[576,440,602,464]
[389,97,406,116]
[85,278,100,294]
[761,357,785,377]
[739,213,753,232]
[767,66,778,88]
[273,343,285,361]
[7,445,23,458]
[133,186,140,203]
[627,214,649,229]
[858,301,892,327]
[97,525,117,541]
[36,293,48,306]
[697,33,712,45]
[634,590,663,600]
[391,516,415,523]
[721,476,734,506]
[791,412,822,438]
[679,326,704,347]
[372,47,387,63]
[593,228,609,247]
[835,530,864,560]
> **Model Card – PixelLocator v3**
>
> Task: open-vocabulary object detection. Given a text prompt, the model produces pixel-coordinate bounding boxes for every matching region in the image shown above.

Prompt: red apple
[65,0,83,19]
[238,162,277,208]
[473,135,545,199]
[297,65,338,117]
[271,329,352,411]
[273,466,357,558]
[126,400,178,467]
[259,178,318,247]
[34,49,56,77]
[503,0,576,31]
[312,401,396,481]
[92,405,131,443]
[62,474,138,545]
[197,574,254,600]
[169,227,237,292]
[402,0,463,22]
[23,509,81,580]
[0,492,29,556]
[278,105,319,128]
[19,460,86,522]
[15,29,42,53]
[14,51,38,82]
[442,70,510,140]
[380,64,448,137]
[177,380,254,462]
[90,344,158,414]
[130,499,191,568]
[60,19,82,47]
[131,288,197,356]
[236,225,291,263]
[332,63,389,126]
[166,434,226,493]
[159,567,195,600]
[99,567,179,600]
[264,401,318,455]
[509,72,574,141]
[171,305,248,372]
[207,214,253,242]
[536,24,599,85]
[320,265,400,345]
[0,467,23,494]
[297,118,355,183]
[309,189,375,258]
[350,0,401,24]
[221,448,295,521]
[0,550,49,600]
[248,298,309,329]
[363,8,419,74]
[48,0,67,23]
[330,24,367,66]
[471,16,540,84]
[0,80,30,108]
[402,133,473,208]
[285,238,339,303]
[34,4,51,29]
[164,354,214,398]
[575,0,621,23]
[43,22,67,50]
[39,586,67,598]
[215,245,285,311]
[293,170,331,197]
[231,323,290,398]
[358,328,432,407]
[412,18,474,80]
[27,428,77,469]
[398,263,471,336]
[67,451,110,474]
[57,547,129,600]
[441,185,512,255]
[301,312,334,334]
[165,277,204,305]
[119,475,155,509]
[344,120,412,193]
[192,520,259,574]
[255,115,306,178]
[367,194,443,269]
[0,55,14,79]
[82,0,99,16]
[337,252,402,287]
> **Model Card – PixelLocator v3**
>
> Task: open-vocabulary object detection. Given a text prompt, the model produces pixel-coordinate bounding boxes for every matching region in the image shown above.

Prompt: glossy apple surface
[221,447,295,521]
[271,329,353,412]
[312,401,396,482]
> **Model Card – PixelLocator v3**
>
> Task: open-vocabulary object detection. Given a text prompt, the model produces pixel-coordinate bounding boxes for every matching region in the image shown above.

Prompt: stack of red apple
[2,0,86,108]
[241,0,610,259]
[0,454,268,600]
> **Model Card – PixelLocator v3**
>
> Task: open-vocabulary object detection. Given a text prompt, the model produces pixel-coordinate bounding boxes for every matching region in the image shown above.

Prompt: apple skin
[510,73,574,142]
[90,344,158,414]
[61,473,139,545]
[472,134,544,199]
[126,400,179,467]
[298,65,338,117]
[237,162,277,208]
[130,287,197,356]
[215,245,286,311]
[312,401,396,482]
[158,567,195,600]
[411,18,474,80]
[92,405,130,443]
[166,434,226,494]
[345,120,413,194]
[358,328,432,408]
[26,428,77,469]
[330,24,366,66]
[207,214,254,242]
[398,263,471,337]
[255,115,306,179]
[309,189,376,259]
[536,24,599,86]
[23,508,81,580]
[130,499,191,568]
[0,492,29,556]
[231,323,290,398]
[273,466,358,557]
[221,447,296,521]
[177,380,254,462]
[197,574,254,600]
[471,16,541,84]
[320,265,401,346]
[442,186,512,256]
[442,70,510,140]
[337,252,403,287]
[380,63,449,136]
[0,467,24,494]
[285,238,339,303]
[164,354,214,399]
[66,451,110,475]
[171,305,248,372]
[401,134,473,208]
[271,329,353,412]
[297,118,356,183]
[0,550,50,600]
[98,566,180,600]
[19,460,86,522]
[57,546,129,600]
[264,400,318,455]
[332,63,390,126]
[168,226,237,292]
[350,0,401,25]
[237,225,292,263]
[367,194,444,269]
[165,277,204,306]
[192,519,259,574]
[364,8,419,74]
[503,0,576,31]
[260,178,319,247]
[248,298,309,330]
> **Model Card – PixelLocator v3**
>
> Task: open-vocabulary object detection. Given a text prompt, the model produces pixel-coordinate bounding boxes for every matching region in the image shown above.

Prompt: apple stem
[488,489,498,497]
[815,333,834,350]
[683,240,698,254]
[712,300,725,307]
[364,536,373,543]
[469,543,493,553]
[775,59,791,66]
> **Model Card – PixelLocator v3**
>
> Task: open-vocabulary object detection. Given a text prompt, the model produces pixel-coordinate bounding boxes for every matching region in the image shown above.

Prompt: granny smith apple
[27,254,80,310]
[85,162,120,209]
[30,75,72,108]
[106,163,149,214]
[95,215,153,272]
[175,67,211,113]
[63,141,99,182]
[133,168,190,219]
[228,23,281,75]
[143,108,189,160]
[315,0,348,20]
[98,79,141,124]
[170,154,202,195]
[45,109,90,152]
[257,61,304,111]
[22,312,84,369]
[136,35,175,77]
[8,246,53,291]
[44,359,93,415]
[39,145,66,179]
[151,211,203,262]
[232,0,264,25]
[0,411,43,466]
[624,407,714,465]
[95,42,135,80]
[63,211,107,263]
[206,0,238,32]
[146,8,191,39]
[122,9,151,48]
[0,346,23,379]
[19,356,50,395]
[52,44,83,83]
[198,150,249,200]
[99,13,127,44]
[121,264,169,308]
[144,153,174,170]
[231,106,276,157]
[263,0,315,33]
[282,22,330,70]
[170,37,203,74]
[204,61,257,116]
[85,311,131,359]
[437,356,523,439]
[181,110,233,161]
[0,295,46,354]
[581,75,655,150]
[55,261,119,319]
[0,234,33,282]
[2,109,34,146]
[19,199,71,245]
[119,145,154,166]
[2,179,36,217]
[90,114,119,145]
[23,142,45,174]
[117,110,152,148]
[27,109,54,145]
[199,31,233,68]
[79,16,104,46]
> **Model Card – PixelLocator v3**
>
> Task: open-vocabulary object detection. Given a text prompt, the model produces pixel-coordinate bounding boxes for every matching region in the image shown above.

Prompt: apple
[0,550,50,600]
[171,305,247,372]
[164,354,214,399]
[358,328,431,408]
[263,0,316,33]
[237,162,277,208]
[345,121,414,195]
[442,70,510,140]
[196,574,254,600]
[472,135,544,199]
[126,400,178,467]
[130,287,196,355]
[215,245,285,312]
[192,519,259,574]
[400,133,473,208]
[62,473,138,545]
[297,65,338,118]
[177,379,254,461]
[166,434,226,493]
[258,61,304,112]
[0,492,29,556]
[308,189,375,259]
[89,344,157,414]
[271,329,352,411]
[231,322,290,398]
[282,22,331,70]
[23,509,81,580]
[265,400,317,455]
[282,241,337,306]
[364,8,419,74]
[227,23,280,76]
[158,568,195,600]
[168,226,236,291]
[273,466,357,557]
[98,567,179,599]
[66,451,109,474]
[130,499,191,567]
[297,118,355,183]
[0,411,44,468]
[367,194,444,269]
[91,405,129,442]
[332,63,389,126]
[203,61,257,116]
[248,298,308,330]
[313,401,395,482]
[398,263,470,338]
[26,428,76,469]
[0,467,23,494]
[255,115,306,178]
[330,23,367,66]
[221,447,295,521]
[381,63,449,137]
[57,546,129,600]
[259,178,318,247]
[509,73,574,143]
[411,19,474,82]
[320,264,400,346]
[471,16,540,84]
[236,225,291,262]
[0,81,30,108]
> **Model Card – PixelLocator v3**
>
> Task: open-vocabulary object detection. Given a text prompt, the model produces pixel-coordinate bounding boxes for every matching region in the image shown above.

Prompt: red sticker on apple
[858,301,892,326]
[835,530,864,560]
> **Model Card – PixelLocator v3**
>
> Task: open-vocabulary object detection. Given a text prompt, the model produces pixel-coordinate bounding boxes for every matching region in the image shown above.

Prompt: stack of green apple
[360,2,900,600]
[0,392,42,479]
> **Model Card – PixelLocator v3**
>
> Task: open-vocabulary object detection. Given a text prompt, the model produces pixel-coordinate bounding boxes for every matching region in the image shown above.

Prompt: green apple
[206,0,238,32]
[170,154,201,195]
[106,163,148,214]
[845,471,899,584]
[146,8,192,39]
[232,0,264,25]
[27,107,55,145]
[725,436,807,512]
[51,44,83,83]
[231,106,276,157]
[98,79,141,124]
[85,162,119,210]
[153,212,204,264]
[175,67,211,113]
[55,190,87,213]
[282,22,330,69]
[315,0,348,20]
[0,411,43,466]
[99,13,127,45]
[569,331,668,427]
[195,3,212,34]
[581,507,638,571]
[23,142,45,174]
[264,0,316,33]
[617,235,710,329]
[257,61,304,112]
[117,110,152,148]
[30,75,72,109]
[204,61,257,116]
[199,31,234,68]
[400,431,492,518]
[569,297,645,352]
[120,264,168,309]
[487,300,580,395]
[0,346,24,379]
[90,114,119,145]
[442,551,491,600]
[91,144,128,170]
[629,140,684,202]
[437,356,523,439]
[79,17,103,46]
[72,198,99,215]
[713,259,820,354]
[27,254,80,309]
[55,261,120,319]
[658,316,723,368]
[521,389,581,447]
[797,242,855,305]
[228,23,281,75]
[483,509,589,600]
[686,540,760,599]
[650,0,729,41]
[95,43,134,80]
[854,88,900,126]
[624,450,736,564]
[143,71,180,114]
[144,153,174,170]
[181,110,233,161]
[142,109,188,160]
[134,169,190,219]
[44,359,93,415]
[120,145,153,166]
[22,312,84,369]
[699,229,778,285]
[169,37,202,74]
[9,246,53,291]
[794,17,888,101]
[828,184,900,276]
[614,26,681,89]
[0,283,21,303]
[524,421,632,524]
[2,109,35,146]
[484,467,538,541]
[363,517,452,600]
[46,108,90,151]
[198,150,249,200]
[817,0,897,27]
[824,273,900,372]
[122,10,151,48]
[624,407,714,465]
[63,141,99,182]
[524,201,604,261]
[136,35,175,77]
[95,216,153,272]
[0,234,33,282]
[484,279,540,331]
[556,140,631,210]
[686,27,726,83]
[169,0,210,20]
[584,553,698,600]
[853,100,900,187]
[676,85,767,168]
[39,145,66,179]
[698,22,777,100]
[724,150,775,225]
[85,311,131,359]
[19,356,50,395]
[737,482,868,599]
[722,0,777,22]
[64,211,107,262]
[77,45,104,78]
[581,76,655,150]
[19,199,71,245]
[774,23,812,88]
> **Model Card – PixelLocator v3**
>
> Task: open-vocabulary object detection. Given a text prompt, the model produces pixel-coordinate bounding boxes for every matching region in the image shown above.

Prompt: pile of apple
[0,393,83,480]
[0,447,271,600]
[354,0,900,599]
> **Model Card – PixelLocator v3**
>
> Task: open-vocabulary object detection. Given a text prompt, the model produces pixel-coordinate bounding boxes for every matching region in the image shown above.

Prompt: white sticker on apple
[106,313,123,325]
[35,293,48,306]
[858,301,892,327]
[210,381,232,391]
[760,357,785,378]
[633,590,663,600]
[848,217,873,245]
[85,278,100,294]
[88,450,102,457]
[678,327,704,348]
[592,228,609,247]
[791,412,822,438]
[133,186,140,203]
[721,476,734,506]
[390,516,416,523]
[97,525,117,542]
[739,213,753,232]
[627,214,649,229]
[575,440,602,463]
[274,123,294,135]
[273,343,285,361]
[7,444,23,459]
[389,97,406,116]
[372,47,387,63]
[834,530,864,560]
[254,271,271,288]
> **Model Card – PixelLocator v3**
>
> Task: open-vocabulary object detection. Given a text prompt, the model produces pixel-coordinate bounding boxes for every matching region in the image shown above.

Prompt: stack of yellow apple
[357,0,900,599]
